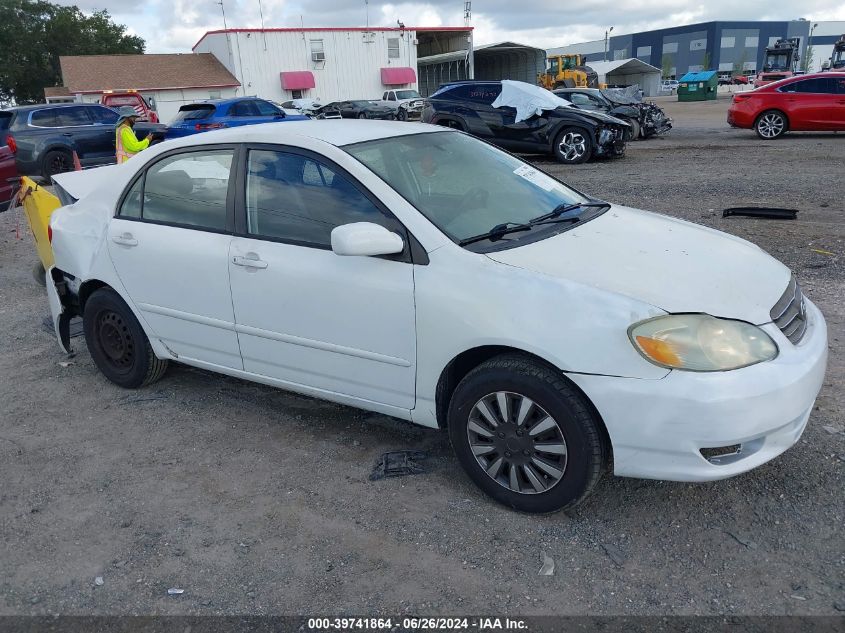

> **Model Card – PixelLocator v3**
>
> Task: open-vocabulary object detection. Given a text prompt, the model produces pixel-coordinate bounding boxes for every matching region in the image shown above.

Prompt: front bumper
[568,298,828,482]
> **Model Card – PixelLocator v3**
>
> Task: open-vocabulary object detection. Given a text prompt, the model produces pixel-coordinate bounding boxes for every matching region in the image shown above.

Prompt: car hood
[485,205,790,325]
[564,108,630,127]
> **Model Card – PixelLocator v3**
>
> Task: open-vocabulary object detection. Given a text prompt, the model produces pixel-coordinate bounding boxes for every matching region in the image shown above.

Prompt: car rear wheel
[447,355,606,513]
[83,288,168,388]
[755,110,788,139]
[41,149,72,181]
[553,127,593,164]
[358,112,367,119]
[625,118,641,141]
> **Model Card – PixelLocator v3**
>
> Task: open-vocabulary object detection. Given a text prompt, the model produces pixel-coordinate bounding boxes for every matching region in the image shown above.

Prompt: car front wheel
[83,288,168,388]
[553,127,593,164]
[625,118,641,141]
[448,355,606,513]
[755,110,788,139]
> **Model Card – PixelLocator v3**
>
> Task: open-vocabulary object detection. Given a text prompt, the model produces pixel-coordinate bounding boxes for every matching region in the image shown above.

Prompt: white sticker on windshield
[513,165,555,191]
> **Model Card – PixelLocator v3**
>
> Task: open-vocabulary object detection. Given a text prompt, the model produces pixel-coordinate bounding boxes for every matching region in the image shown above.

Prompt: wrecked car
[422,79,628,164]
[555,87,673,139]
[45,121,827,513]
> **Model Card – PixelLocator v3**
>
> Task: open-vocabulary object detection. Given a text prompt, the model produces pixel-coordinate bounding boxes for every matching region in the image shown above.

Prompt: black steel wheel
[448,355,606,513]
[398,108,408,121]
[41,149,72,180]
[83,288,168,388]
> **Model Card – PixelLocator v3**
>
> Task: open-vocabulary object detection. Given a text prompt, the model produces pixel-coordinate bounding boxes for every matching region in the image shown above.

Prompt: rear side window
[171,105,216,122]
[92,106,119,124]
[55,107,93,126]
[30,109,59,127]
[229,100,259,116]
[0,112,12,131]
[781,78,836,94]
[121,150,234,230]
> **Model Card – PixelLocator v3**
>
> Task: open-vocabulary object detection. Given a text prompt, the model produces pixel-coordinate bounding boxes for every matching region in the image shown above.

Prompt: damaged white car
[46,121,827,513]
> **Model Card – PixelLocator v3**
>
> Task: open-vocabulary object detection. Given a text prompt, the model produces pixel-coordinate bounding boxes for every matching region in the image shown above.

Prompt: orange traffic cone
[72,150,82,171]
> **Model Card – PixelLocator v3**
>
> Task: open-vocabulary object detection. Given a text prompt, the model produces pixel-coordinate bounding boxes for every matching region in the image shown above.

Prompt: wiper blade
[530,201,609,224]
[458,222,533,246]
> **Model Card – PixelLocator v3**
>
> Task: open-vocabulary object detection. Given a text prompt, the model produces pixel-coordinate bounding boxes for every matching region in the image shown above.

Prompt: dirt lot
[1,95,843,617]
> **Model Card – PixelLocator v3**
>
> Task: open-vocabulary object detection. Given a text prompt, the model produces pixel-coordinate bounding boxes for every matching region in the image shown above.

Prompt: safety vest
[115,123,131,164]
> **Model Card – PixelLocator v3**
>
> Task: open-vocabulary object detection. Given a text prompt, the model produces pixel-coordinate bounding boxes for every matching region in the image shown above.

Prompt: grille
[770,275,808,344]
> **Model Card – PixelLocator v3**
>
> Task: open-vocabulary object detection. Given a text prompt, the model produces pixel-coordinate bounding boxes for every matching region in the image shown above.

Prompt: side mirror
[331,222,404,257]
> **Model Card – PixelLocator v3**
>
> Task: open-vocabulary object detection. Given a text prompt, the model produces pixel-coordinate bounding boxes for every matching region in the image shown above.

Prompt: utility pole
[604,26,614,62]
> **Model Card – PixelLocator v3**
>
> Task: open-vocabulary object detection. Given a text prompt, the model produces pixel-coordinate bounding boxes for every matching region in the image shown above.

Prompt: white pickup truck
[375,89,425,121]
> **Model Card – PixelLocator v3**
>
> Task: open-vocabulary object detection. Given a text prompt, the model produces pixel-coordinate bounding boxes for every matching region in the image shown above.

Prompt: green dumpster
[677,70,718,101]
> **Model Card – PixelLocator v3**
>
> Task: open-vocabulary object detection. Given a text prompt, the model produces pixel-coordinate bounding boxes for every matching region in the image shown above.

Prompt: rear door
[779,78,836,129]
[107,146,241,368]
[832,76,845,128]
[225,100,260,127]
[87,105,120,162]
[51,106,108,165]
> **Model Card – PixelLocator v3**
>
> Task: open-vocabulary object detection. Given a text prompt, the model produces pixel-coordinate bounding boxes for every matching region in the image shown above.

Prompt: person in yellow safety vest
[115,106,152,164]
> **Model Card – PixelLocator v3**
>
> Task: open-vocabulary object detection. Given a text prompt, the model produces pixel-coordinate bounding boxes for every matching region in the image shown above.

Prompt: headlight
[629,314,778,371]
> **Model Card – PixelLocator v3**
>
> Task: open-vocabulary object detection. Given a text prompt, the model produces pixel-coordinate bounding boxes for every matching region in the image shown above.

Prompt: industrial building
[548,20,845,79]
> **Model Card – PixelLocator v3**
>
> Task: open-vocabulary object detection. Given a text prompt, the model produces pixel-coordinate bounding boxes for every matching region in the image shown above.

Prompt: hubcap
[758,114,784,138]
[558,132,587,161]
[467,392,567,495]
[96,310,135,371]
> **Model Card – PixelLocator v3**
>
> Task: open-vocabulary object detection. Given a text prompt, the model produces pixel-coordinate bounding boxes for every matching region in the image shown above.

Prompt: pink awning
[380,67,416,85]
[280,71,315,90]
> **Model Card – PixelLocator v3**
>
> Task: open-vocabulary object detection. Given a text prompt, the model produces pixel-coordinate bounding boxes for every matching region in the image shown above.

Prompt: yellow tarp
[18,176,60,270]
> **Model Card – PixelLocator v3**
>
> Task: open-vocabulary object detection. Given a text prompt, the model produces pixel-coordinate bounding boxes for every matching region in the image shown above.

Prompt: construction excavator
[822,34,845,71]
[538,54,600,89]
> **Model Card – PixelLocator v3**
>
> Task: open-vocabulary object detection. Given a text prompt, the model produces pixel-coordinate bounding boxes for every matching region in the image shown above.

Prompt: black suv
[1,103,120,179]
[421,80,627,164]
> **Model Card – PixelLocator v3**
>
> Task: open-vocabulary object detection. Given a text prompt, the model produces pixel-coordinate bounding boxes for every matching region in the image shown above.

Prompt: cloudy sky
[59,0,845,53]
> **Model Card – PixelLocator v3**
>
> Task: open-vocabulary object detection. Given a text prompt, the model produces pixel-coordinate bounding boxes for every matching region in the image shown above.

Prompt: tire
[83,288,168,388]
[358,112,367,119]
[398,108,408,122]
[755,110,788,139]
[625,118,641,141]
[553,127,593,164]
[32,262,46,287]
[41,149,73,180]
[447,355,606,513]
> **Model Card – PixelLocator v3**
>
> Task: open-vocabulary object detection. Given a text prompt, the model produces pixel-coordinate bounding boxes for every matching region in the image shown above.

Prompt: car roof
[1,102,105,113]
[158,119,450,149]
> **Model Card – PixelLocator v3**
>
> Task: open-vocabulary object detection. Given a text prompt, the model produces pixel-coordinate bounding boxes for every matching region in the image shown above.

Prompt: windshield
[764,52,790,71]
[345,131,591,248]
[171,105,216,122]
[394,90,421,99]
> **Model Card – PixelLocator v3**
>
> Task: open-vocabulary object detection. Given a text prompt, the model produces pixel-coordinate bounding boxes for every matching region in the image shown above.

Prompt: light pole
[806,22,818,72]
[604,26,614,62]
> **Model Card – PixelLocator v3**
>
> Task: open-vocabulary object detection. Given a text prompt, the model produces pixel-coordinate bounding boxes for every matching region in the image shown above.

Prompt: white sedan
[46,121,827,513]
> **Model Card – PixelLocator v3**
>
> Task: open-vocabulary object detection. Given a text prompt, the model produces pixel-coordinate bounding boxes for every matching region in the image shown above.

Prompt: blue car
[164,97,309,139]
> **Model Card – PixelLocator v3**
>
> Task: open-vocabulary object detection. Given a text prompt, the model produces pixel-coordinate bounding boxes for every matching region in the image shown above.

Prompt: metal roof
[679,70,718,82]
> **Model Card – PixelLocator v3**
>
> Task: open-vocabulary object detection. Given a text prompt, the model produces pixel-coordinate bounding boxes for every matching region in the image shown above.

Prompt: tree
[0,0,145,105]
[802,46,814,73]
[661,54,673,79]
[733,50,748,77]
[702,51,711,71]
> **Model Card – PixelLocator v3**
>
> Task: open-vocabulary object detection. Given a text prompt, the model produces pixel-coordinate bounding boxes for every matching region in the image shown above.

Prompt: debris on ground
[722,207,798,220]
[726,531,758,549]
[538,551,555,576]
[601,543,626,566]
[811,248,834,256]
[822,425,842,435]
[369,450,428,480]
[166,588,184,596]
[58,361,74,368]
[94,576,104,586]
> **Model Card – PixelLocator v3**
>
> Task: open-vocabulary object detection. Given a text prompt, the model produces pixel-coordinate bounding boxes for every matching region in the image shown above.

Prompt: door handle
[232,255,268,269]
[111,233,138,247]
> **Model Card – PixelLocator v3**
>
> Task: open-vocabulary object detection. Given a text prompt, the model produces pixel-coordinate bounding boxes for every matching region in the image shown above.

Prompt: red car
[0,144,18,210]
[727,72,845,139]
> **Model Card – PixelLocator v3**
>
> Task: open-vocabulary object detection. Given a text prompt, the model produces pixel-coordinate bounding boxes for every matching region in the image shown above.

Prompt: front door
[228,147,416,409]
[107,147,242,369]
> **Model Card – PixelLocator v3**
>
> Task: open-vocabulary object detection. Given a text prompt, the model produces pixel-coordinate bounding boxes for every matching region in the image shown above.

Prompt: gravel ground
[0,95,843,617]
